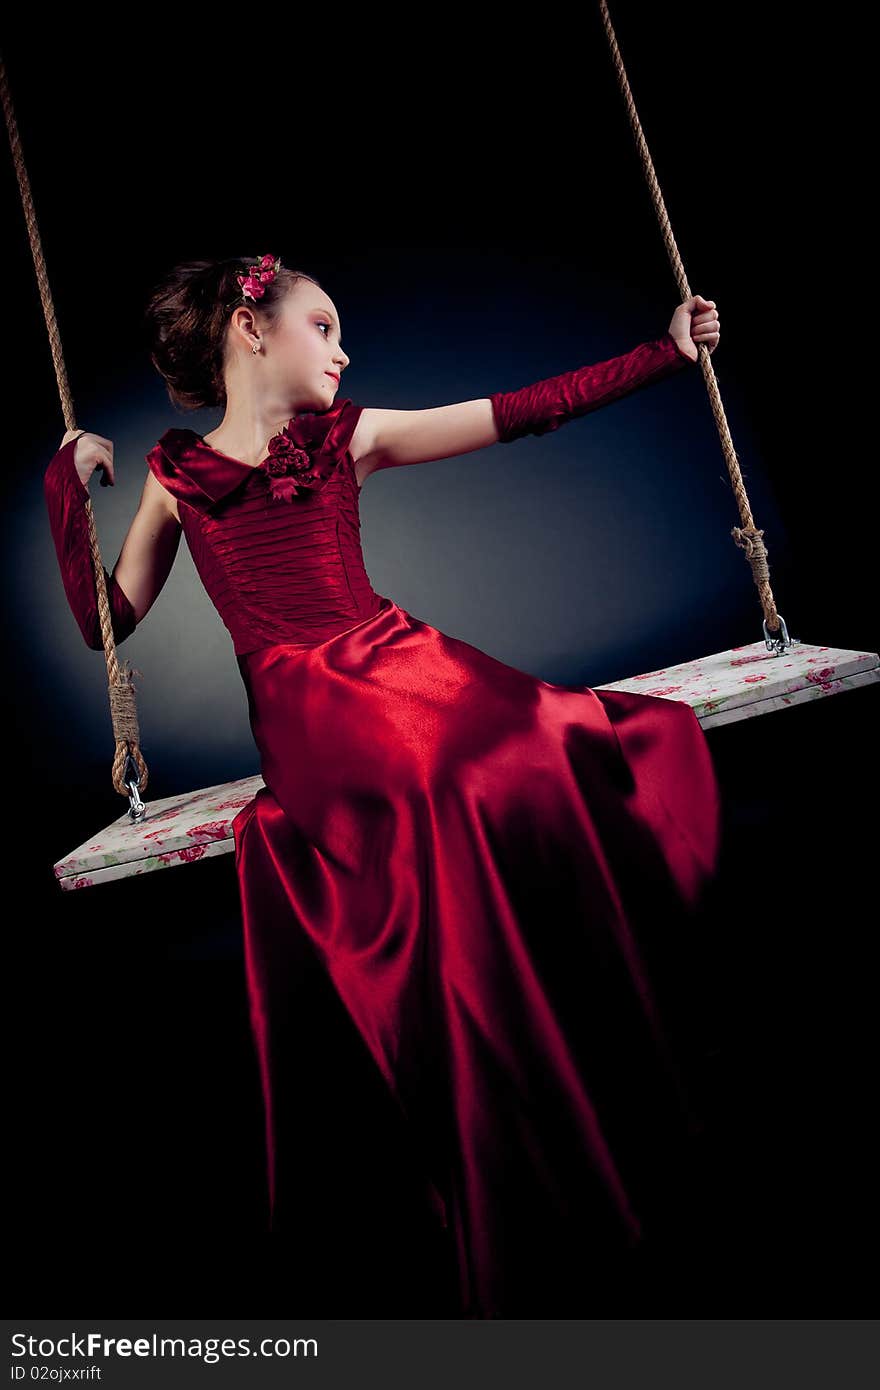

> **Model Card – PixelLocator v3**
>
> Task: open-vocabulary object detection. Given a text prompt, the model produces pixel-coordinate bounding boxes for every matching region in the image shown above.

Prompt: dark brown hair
[143,257,322,412]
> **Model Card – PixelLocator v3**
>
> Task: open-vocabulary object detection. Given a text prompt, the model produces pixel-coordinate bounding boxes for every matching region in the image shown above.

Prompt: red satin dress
[146,396,721,1317]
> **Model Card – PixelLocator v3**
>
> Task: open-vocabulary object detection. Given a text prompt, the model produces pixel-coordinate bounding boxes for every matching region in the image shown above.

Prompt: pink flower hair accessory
[236,254,281,302]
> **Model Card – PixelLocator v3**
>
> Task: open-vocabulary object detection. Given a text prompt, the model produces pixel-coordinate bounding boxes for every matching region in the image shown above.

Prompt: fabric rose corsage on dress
[263,431,322,503]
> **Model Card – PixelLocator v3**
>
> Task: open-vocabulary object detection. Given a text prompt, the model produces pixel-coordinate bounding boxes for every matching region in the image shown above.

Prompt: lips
[325,372,340,384]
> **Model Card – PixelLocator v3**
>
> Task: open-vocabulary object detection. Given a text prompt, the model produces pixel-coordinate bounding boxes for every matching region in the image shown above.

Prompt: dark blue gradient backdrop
[21,250,784,798]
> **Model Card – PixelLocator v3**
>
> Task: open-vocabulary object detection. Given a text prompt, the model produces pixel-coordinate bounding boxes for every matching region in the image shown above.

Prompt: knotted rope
[599,0,782,636]
[1,53,149,799]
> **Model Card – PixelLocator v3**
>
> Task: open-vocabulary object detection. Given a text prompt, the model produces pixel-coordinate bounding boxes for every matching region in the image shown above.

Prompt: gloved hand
[43,434,137,650]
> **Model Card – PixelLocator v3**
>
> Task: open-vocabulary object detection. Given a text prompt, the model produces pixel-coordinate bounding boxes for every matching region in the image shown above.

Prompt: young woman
[44,254,722,1317]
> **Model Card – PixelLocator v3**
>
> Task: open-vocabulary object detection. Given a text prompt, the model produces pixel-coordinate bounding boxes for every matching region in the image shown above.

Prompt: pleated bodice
[145,398,385,655]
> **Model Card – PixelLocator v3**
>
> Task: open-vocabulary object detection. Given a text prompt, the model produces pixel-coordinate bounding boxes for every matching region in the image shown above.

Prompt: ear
[229,305,261,342]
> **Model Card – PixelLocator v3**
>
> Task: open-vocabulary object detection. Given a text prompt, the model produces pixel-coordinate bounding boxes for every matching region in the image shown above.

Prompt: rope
[599,0,782,635]
[0,53,149,798]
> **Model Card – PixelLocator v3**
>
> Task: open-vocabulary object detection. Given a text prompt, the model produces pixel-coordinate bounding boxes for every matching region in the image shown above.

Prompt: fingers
[678,297,720,331]
[688,300,721,353]
[97,448,115,486]
[67,432,116,485]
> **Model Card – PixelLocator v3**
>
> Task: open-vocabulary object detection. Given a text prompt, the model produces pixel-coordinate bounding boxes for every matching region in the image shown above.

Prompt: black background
[3,6,876,1315]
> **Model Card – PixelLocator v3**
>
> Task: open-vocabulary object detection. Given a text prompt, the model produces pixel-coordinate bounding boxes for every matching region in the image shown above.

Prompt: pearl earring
[252,342,261,355]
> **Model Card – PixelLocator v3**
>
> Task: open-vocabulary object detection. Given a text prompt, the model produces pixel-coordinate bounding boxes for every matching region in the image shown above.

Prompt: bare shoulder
[348,407,383,486]
[143,466,181,526]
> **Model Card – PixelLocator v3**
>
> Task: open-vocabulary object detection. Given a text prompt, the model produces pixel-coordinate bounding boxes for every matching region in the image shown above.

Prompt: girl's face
[269,284,350,409]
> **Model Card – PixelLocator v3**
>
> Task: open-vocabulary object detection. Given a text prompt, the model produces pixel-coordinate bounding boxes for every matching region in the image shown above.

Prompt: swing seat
[595,636,880,729]
[53,774,265,892]
[51,636,879,890]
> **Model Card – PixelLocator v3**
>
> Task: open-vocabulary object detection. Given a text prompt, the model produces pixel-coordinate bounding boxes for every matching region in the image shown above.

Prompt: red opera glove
[489,331,696,443]
[44,436,137,651]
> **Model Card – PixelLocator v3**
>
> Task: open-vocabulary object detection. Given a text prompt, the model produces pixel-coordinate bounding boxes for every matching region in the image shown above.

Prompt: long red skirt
[231,595,722,1316]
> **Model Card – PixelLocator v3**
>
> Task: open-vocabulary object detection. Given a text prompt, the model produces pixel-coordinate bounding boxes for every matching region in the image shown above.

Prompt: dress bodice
[146,398,384,655]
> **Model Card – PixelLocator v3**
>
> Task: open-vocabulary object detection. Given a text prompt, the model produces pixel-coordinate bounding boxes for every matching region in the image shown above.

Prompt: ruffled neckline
[147,398,363,512]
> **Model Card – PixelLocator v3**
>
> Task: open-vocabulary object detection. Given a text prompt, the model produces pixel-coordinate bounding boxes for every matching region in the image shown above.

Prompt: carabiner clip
[763,612,798,656]
[123,749,147,822]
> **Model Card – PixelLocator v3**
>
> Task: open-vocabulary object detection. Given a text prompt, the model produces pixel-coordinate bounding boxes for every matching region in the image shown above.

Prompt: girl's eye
[317,322,331,335]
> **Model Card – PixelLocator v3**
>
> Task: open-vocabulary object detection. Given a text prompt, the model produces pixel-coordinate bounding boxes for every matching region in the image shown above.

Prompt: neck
[202,403,297,465]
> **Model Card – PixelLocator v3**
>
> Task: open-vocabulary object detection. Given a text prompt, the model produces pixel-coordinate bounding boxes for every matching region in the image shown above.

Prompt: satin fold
[232,597,721,1316]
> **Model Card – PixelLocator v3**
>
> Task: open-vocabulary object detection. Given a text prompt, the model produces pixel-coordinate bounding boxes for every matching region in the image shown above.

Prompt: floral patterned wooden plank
[53,774,264,890]
[56,835,239,892]
[595,640,879,730]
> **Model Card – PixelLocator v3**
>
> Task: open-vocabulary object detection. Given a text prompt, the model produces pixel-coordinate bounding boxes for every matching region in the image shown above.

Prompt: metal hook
[763,612,799,656]
[122,749,147,822]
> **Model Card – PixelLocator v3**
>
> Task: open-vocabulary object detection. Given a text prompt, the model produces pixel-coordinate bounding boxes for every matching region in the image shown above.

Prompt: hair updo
[143,257,323,412]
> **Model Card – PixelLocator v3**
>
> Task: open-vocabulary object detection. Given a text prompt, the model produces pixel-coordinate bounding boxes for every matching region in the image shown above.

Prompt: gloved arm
[43,435,137,650]
[489,331,697,443]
